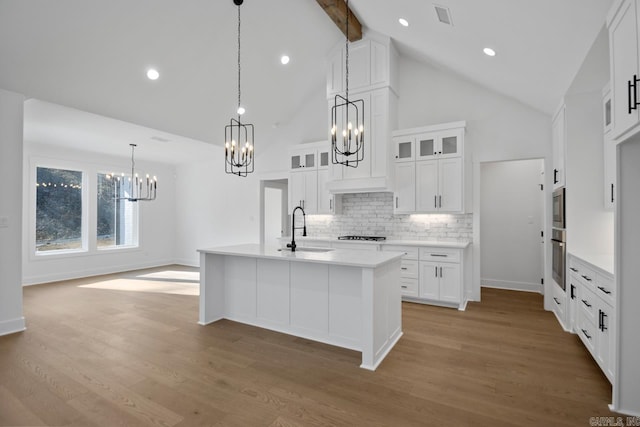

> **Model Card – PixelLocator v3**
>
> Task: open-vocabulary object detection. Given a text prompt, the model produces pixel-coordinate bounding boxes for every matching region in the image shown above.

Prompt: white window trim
[29,156,141,261]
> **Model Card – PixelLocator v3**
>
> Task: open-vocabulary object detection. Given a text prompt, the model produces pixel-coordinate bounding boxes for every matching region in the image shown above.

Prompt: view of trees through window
[36,167,83,252]
[97,173,137,248]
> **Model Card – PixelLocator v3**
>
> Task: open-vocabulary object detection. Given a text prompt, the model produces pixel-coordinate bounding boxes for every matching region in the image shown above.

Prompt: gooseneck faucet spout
[287,205,307,252]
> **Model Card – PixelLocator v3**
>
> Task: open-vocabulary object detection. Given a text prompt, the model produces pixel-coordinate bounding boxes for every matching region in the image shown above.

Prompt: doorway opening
[479,158,545,293]
[260,179,288,247]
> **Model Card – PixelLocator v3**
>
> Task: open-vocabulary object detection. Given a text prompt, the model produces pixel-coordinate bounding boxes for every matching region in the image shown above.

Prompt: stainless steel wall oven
[551,228,566,290]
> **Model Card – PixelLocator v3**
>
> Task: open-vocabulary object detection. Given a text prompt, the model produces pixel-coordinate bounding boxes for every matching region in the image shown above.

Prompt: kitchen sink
[278,247,334,253]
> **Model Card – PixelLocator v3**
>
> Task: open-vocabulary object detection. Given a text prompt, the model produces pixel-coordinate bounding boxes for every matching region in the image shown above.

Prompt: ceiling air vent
[150,136,170,143]
[434,5,453,26]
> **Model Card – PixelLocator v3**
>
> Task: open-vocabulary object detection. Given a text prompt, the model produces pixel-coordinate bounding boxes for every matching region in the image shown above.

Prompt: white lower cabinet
[417,248,463,308]
[569,254,616,384]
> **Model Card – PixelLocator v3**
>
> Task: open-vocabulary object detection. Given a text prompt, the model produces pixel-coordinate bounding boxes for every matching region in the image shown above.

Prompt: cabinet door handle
[396,197,399,208]
[629,75,640,114]
[434,266,438,277]
[553,297,560,305]
[439,266,443,277]
[581,299,592,308]
[401,267,408,270]
[597,286,612,295]
[553,169,558,184]
[569,267,578,272]
[611,183,614,203]
[439,195,442,208]
[600,311,608,331]
[330,199,332,210]
[581,275,592,282]
[570,284,576,300]
[434,195,437,208]
[581,329,592,340]
[401,285,408,289]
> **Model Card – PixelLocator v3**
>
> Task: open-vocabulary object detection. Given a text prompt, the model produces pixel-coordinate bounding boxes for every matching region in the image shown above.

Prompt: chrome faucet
[287,205,307,252]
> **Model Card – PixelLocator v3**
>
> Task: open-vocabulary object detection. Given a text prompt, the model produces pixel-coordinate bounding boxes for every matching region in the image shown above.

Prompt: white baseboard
[22,259,176,286]
[174,258,199,268]
[0,316,26,336]
[481,278,543,293]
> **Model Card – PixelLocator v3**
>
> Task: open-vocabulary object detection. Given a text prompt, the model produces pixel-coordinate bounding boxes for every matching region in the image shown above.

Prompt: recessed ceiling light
[398,18,409,27]
[483,47,496,57]
[146,68,160,80]
[281,55,290,65]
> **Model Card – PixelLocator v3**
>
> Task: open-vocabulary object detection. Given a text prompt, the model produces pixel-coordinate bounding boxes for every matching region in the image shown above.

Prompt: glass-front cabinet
[416,129,462,160]
[393,136,415,162]
[290,148,317,170]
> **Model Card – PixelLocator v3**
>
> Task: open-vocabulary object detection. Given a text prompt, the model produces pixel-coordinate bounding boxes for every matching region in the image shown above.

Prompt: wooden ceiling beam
[316,0,362,42]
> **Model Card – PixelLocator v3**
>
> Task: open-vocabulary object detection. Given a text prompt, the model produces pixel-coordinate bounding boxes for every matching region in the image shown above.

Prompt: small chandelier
[109,144,157,202]
[330,0,364,168]
[224,0,254,177]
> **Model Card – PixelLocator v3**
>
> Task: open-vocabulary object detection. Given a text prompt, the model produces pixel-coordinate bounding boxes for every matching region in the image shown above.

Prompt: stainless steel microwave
[553,187,565,229]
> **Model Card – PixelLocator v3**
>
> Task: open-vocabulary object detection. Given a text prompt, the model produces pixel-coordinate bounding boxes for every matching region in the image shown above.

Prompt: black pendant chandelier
[225,0,254,177]
[330,0,364,168]
[109,144,157,202]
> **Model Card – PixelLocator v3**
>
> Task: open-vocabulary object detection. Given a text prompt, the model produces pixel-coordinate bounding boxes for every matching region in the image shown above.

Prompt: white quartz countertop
[568,251,614,276]
[280,236,470,249]
[198,244,405,268]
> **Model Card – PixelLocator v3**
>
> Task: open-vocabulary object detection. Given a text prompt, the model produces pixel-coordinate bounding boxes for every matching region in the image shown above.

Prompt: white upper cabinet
[393,121,467,214]
[289,141,340,215]
[393,135,416,163]
[603,84,616,211]
[415,129,463,160]
[394,162,416,213]
[290,147,317,171]
[607,0,640,141]
[326,33,397,98]
[552,103,566,189]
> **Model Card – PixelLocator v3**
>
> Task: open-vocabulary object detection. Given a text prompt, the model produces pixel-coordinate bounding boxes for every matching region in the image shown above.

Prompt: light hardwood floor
[0,266,616,426]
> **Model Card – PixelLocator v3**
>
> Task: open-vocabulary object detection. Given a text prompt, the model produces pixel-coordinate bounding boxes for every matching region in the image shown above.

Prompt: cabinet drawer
[419,248,460,263]
[400,278,419,297]
[577,312,597,354]
[383,245,419,260]
[551,285,566,320]
[595,273,615,305]
[571,261,597,287]
[400,260,418,278]
[578,285,598,325]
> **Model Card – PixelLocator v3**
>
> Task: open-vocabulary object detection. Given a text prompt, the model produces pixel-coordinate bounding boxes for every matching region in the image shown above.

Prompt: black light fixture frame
[331,94,365,168]
[224,0,255,177]
[225,118,254,177]
[330,0,365,168]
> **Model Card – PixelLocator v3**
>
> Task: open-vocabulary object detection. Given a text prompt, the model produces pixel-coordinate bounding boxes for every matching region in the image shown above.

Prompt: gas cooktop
[337,235,387,241]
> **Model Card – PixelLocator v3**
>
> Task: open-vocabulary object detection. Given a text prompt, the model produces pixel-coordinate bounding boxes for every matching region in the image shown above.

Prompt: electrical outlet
[0,216,9,228]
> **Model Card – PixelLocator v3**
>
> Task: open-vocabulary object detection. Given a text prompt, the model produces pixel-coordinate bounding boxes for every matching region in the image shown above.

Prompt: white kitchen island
[198,244,404,370]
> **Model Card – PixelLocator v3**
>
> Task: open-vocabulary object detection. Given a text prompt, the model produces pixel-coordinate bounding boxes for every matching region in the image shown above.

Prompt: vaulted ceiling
[0,0,611,162]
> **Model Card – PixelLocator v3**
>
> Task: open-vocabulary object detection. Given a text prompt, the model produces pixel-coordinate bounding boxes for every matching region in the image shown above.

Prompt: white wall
[480,159,544,292]
[22,142,177,285]
[565,27,614,256]
[395,55,553,301]
[0,88,25,336]
[173,86,329,266]
[173,147,261,266]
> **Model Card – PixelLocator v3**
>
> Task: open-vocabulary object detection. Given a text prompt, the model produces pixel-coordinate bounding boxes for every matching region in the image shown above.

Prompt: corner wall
[0,88,25,335]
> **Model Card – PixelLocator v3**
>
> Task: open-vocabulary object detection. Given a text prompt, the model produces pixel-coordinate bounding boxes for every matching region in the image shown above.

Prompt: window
[35,167,84,252]
[97,173,138,248]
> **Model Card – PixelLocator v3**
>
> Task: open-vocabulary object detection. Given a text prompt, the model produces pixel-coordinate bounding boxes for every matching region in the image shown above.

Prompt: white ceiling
[0,0,611,162]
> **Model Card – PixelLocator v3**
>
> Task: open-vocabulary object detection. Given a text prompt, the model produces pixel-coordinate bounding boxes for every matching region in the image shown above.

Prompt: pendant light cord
[237,3,241,117]
[345,0,349,102]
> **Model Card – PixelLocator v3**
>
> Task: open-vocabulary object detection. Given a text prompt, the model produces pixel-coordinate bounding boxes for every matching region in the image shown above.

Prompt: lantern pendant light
[224,0,255,177]
[330,0,364,168]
